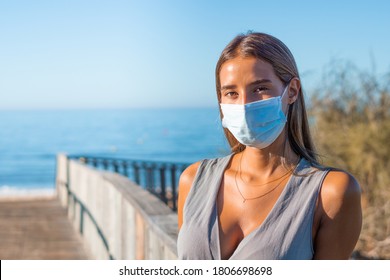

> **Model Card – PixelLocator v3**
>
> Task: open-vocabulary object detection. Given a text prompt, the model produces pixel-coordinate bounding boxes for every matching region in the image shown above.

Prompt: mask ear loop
[280,84,290,118]
[281,81,300,171]
[281,85,289,100]
[281,83,292,168]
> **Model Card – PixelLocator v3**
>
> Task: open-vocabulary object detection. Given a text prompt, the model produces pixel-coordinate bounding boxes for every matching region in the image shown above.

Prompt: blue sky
[0,0,389,109]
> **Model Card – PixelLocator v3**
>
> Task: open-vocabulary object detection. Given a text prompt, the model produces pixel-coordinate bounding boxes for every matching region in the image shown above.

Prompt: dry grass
[308,59,390,259]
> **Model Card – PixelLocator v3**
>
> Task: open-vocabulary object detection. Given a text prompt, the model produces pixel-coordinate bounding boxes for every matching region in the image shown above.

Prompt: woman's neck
[240,132,300,179]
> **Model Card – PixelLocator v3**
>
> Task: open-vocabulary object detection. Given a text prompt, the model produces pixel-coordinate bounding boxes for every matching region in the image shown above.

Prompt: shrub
[308,59,390,259]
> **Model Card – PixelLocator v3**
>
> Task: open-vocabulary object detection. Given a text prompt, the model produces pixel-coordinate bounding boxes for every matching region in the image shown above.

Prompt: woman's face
[219,56,286,105]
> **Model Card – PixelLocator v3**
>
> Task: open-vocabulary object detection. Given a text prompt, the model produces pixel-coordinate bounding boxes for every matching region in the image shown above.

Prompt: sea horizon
[0,107,230,194]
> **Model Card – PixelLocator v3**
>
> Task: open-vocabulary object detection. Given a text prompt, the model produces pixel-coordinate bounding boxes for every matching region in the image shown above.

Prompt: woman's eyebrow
[221,79,272,91]
[249,79,272,87]
[221,84,236,91]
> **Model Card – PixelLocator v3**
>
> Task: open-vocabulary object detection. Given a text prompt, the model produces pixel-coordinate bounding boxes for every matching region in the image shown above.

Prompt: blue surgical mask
[220,86,288,149]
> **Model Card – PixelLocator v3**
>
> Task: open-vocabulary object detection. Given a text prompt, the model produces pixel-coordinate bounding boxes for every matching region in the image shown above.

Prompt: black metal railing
[68,155,189,212]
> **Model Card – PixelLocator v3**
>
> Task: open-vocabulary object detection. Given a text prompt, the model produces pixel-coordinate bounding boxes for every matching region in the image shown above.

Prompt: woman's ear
[288,78,300,104]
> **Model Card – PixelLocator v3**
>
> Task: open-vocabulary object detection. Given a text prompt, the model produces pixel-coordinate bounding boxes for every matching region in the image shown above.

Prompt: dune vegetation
[308,59,390,259]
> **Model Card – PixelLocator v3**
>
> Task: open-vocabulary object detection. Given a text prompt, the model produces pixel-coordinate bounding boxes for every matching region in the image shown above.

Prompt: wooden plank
[0,197,89,260]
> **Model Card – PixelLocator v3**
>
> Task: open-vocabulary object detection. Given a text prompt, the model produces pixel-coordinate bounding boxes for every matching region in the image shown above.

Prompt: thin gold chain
[234,153,293,203]
[234,169,287,203]
[238,152,293,187]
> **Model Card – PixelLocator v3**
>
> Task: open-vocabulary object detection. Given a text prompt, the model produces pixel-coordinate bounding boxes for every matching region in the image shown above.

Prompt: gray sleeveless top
[177,154,330,260]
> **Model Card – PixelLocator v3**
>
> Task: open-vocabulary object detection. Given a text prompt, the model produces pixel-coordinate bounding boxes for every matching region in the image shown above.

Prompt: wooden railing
[68,156,189,212]
[56,154,180,259]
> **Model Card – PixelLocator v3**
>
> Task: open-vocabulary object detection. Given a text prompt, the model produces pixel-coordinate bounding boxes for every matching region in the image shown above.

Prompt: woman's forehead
[220,57,278,84]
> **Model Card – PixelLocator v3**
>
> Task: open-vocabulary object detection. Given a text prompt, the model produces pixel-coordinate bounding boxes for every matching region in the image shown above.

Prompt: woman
[177,32,362,260]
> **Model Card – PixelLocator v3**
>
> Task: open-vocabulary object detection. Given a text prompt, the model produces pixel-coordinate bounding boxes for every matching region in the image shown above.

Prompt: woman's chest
[216,179,288,259]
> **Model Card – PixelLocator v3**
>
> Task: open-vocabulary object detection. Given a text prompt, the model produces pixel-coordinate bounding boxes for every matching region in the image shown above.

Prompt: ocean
[0,108,230,195]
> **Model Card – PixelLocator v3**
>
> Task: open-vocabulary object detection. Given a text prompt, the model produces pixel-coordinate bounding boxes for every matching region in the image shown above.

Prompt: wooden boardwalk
[0,197,89,259]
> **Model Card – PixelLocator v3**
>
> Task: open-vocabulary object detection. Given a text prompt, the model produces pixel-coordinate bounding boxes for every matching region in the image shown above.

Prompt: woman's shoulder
[319,169,362,223]
[179,153,233,188]
[323,169,360,192]
[313,168,362,259]
[304,158,361,207]
[304,159,361,198]
[179,161,202,189]
[177,154,232,229]
[178,161,202,228]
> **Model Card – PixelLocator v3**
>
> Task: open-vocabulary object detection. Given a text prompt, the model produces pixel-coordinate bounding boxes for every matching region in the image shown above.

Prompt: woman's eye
[254,87,268,93]
[224,91,238,98]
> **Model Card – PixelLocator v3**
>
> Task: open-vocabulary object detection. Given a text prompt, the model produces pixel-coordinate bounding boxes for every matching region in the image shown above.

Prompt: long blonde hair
[215,32,319,166]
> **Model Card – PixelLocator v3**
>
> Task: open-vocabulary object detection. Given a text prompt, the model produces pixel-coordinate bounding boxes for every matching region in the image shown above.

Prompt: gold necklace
[234,172,286,203]
[238,152,293,187]
[234,153,293,203]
